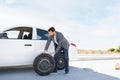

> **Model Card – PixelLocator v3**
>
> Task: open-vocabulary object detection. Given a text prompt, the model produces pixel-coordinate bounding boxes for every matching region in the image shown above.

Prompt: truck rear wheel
[33,54,55,76]
[58,52,65,70]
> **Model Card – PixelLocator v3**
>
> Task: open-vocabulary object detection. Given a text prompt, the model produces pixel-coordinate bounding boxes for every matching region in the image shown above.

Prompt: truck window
[22,31,32,39]
[4,27,33,39]
[5,30,20,39]
[37,29,48,40]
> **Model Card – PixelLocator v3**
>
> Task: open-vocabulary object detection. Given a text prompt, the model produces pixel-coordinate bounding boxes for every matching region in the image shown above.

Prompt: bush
[108,48,115,52]
[116,46,120,52]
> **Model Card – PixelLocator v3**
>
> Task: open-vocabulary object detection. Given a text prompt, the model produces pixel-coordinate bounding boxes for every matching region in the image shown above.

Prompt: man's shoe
[65,71,69,74]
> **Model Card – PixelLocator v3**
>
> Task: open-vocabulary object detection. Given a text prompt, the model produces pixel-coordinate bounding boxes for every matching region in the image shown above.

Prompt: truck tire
[58,52,65,70]
[33,53,55,76]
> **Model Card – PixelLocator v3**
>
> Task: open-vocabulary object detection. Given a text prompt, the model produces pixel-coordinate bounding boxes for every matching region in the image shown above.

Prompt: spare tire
[33,53,55,76]
[58,51,65,70]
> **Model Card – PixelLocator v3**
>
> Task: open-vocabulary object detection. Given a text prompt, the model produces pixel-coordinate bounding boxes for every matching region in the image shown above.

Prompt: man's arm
[44,37,52,51]
[55,42,62,53]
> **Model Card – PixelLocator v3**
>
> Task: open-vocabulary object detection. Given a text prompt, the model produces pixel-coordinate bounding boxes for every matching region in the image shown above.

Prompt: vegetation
[115,46,120,52]
[108,46,120,53]
[77,49,108,54]
[77,45,120,54]
[108,48,115,52]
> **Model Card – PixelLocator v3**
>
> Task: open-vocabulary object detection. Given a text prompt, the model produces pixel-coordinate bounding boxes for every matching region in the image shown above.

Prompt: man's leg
[63,48,69,73]
[53,49,61,72]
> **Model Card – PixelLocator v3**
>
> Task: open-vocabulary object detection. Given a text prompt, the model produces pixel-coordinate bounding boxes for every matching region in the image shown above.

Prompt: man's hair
[48,27,55,32]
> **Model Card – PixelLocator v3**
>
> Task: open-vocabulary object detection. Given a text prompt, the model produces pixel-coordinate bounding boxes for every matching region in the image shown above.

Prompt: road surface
[0,54,120,80]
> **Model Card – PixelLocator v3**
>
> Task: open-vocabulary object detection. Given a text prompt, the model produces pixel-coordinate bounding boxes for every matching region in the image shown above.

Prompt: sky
[0,0,120,50]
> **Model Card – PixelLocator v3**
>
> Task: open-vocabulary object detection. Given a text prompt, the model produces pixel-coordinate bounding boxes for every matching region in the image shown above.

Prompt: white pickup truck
[0,26,78,76]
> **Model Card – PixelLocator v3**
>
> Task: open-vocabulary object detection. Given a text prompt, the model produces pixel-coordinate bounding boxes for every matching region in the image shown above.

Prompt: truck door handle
[24,44,32,46]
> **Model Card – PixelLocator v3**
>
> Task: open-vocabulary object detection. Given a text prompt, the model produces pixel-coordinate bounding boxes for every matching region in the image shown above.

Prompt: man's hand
[50,52,55,56]
[41,50,47,54]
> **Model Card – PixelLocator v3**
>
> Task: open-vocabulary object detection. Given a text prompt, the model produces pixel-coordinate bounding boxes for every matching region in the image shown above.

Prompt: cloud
[106,1,120,14]
[91,26,119,37]
[91,1,120,37]
[0,0,120,50]
[5,0,17,4]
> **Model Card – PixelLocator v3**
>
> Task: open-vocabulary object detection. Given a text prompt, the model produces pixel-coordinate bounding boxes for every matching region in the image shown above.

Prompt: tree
[108,48,115,52]
[116,46,120,52]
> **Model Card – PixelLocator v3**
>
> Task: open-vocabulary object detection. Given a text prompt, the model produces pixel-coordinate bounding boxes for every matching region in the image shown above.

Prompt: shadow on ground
[0,66,119,80]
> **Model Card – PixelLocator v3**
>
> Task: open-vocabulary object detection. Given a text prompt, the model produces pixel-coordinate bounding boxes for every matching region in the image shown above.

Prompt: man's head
[48,27,56,36]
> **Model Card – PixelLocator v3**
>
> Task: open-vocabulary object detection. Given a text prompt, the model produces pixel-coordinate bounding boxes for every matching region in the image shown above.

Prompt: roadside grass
[77,49,120,54]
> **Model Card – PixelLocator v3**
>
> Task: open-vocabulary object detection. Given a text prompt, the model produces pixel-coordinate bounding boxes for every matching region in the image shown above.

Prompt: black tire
[58,52,65,70]
[33,53,55,76]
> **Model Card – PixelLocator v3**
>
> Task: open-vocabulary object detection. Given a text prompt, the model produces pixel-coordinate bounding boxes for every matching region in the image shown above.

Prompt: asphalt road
[0,66,120,80]
[0,58,120,80]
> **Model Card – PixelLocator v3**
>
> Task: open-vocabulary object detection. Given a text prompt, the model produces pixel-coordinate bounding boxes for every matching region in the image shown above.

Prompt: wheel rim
[37,58,51,73]
[58,57,65,68]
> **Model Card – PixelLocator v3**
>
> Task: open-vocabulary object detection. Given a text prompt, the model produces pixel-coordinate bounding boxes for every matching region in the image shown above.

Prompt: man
[43,27,70,74]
